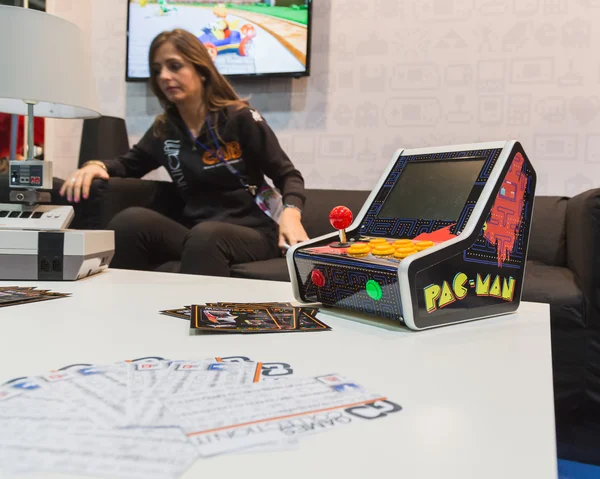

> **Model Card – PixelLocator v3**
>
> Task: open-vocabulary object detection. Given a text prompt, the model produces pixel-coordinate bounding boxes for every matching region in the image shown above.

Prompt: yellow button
[347,243,371,257]
[369,238,389,247]
[393,239,414,248]
[371,244,395,257]
[393,245,418,258]
[415,240,435,251]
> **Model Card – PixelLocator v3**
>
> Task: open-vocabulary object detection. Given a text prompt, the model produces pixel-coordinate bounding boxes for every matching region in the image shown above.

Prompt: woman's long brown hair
[148,28,247,139]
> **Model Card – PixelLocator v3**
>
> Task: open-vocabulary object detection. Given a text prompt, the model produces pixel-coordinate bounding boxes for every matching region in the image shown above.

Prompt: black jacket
[103,105,305,229]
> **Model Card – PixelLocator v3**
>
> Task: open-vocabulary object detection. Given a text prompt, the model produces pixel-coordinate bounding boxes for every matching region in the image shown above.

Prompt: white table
[0,269,557,479]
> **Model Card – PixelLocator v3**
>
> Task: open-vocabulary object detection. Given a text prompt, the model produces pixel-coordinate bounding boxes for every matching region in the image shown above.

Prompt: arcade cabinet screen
[126,0,312,80]
[378,158,485,221]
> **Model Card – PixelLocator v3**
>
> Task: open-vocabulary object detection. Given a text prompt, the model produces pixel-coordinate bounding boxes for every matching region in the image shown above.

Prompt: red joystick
[329,206,353,248]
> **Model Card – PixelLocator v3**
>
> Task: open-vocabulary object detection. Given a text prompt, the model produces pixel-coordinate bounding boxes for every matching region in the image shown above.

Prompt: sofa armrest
[565,188,600,325]
[71,178,182,230]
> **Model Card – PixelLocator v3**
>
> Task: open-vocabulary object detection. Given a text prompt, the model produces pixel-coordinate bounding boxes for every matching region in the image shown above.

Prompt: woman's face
[152,41,203,106]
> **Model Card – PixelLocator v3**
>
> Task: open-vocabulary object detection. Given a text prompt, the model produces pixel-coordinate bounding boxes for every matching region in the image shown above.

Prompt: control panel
[9,160,53,189]
[292,206,439,322]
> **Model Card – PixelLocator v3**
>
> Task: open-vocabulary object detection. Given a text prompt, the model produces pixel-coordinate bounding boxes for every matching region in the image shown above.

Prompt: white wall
[43,0,91,181]
[46,0,126,180]
[47,0,600,197]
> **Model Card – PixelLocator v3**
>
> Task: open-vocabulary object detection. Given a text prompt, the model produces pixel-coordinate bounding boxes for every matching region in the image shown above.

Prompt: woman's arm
[60,126,162,203]
[237,108,305,206]
[237,108,309,248]
[102,126,161,178]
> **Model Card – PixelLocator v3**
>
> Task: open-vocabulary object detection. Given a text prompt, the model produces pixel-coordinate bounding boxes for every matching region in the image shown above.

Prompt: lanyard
[186,115,257,196]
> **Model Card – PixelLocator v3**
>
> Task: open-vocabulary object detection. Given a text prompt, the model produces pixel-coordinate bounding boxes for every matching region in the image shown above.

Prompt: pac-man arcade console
[287,141,536,330]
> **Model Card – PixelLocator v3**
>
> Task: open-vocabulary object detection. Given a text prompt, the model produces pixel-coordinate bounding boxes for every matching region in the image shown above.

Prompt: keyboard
[0,204,74,230]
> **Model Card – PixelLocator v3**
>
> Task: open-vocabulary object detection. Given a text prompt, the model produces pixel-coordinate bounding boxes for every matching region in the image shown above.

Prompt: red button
[311,269,326,287]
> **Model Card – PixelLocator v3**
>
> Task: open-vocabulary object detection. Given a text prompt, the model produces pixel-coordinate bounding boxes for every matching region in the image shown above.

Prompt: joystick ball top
[329,206,353,230]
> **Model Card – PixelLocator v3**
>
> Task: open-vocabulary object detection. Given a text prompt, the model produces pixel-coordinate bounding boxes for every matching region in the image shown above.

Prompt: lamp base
[9,189,51,205]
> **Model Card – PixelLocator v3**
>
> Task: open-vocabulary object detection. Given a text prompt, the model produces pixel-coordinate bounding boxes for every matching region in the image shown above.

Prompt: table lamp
[0,5,100,216]
[0,6,114,281]
[79,116,130,168]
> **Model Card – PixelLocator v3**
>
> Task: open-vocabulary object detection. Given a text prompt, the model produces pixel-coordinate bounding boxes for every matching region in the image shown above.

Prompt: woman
[60,29,309,277]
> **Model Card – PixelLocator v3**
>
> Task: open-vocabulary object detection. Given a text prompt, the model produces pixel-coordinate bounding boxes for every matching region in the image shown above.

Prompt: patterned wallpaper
[47,0,600,197]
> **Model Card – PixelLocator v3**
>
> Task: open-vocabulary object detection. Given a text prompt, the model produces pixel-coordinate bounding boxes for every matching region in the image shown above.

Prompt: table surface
[0,268,558,479]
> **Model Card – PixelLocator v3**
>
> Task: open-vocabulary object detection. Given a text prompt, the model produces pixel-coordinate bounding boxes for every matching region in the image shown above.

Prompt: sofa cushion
[231,258,289,282]
[522,260,588,422]
[565,188,600,320]
[301,189,370,239]
[154,258,289,281]
[522,260,585,329]
[155,260,181,273]
[528,196,568,267]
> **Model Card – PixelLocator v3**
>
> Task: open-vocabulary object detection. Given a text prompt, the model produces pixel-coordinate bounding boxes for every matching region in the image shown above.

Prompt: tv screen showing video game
[126,0,312,80]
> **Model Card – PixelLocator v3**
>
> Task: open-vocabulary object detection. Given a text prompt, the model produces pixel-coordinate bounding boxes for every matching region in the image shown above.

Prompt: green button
[366,280,383,301]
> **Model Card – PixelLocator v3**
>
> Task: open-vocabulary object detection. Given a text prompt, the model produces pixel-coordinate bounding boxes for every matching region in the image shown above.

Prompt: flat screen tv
[126,0,312,81]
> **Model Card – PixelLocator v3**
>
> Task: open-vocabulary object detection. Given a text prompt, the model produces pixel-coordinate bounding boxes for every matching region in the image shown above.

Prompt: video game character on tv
[158,0,177,16]
[198,3,256,61]
[212,3,231,40]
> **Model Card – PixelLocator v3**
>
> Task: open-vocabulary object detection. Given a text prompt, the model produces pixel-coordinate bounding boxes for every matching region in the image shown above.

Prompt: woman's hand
[278,206,309,251]
[59,163,109,203]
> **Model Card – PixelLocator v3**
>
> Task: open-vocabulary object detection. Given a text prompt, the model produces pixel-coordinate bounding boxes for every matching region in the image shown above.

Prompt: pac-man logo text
[424,272,516,314]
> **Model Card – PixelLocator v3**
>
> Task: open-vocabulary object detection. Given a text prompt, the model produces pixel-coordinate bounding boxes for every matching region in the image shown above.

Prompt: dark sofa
[76,178,371,280]
[1,174,599,463]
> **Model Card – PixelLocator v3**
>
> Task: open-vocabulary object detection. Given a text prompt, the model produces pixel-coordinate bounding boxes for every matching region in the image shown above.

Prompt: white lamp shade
[0,6,101,119]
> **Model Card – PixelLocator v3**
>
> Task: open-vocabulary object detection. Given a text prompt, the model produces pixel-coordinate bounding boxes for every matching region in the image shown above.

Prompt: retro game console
[0,161,114,281]
[288,140,537,330]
